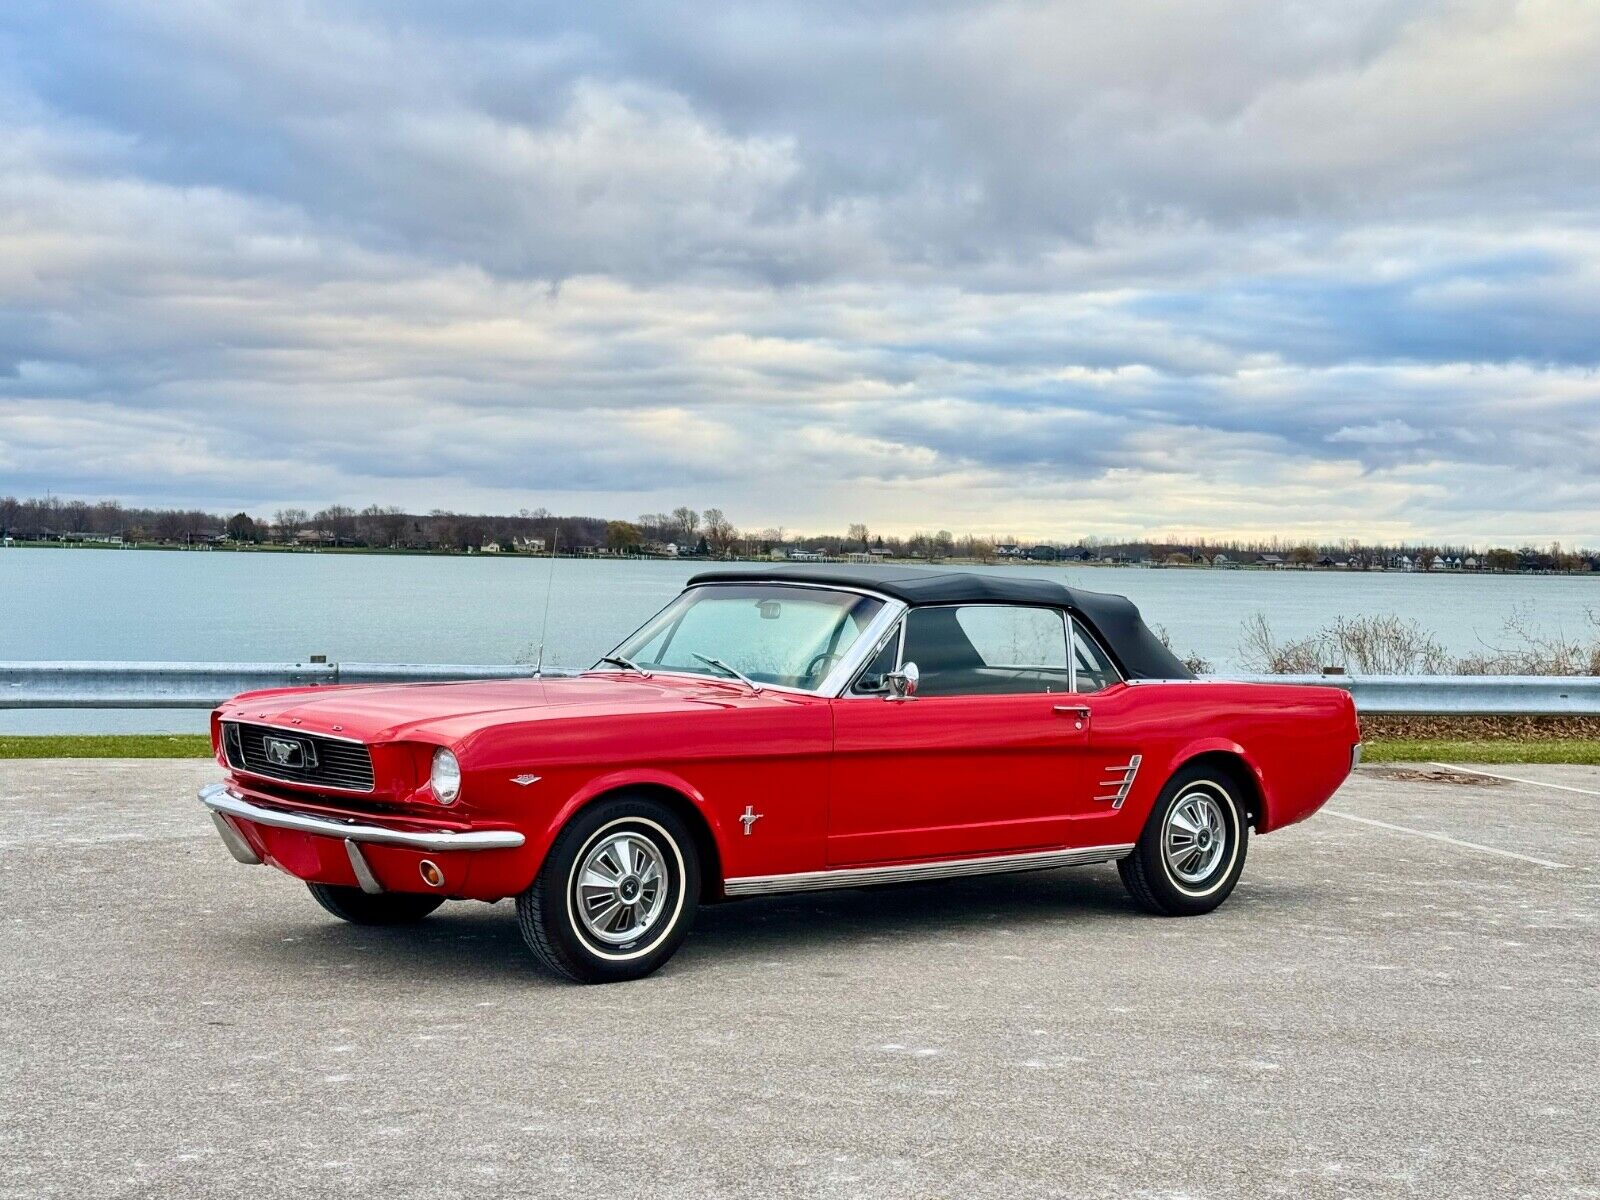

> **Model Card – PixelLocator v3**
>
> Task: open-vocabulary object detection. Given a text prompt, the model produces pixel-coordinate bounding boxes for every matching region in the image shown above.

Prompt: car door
[1062,616,1141,838]
[827,603,1090,865]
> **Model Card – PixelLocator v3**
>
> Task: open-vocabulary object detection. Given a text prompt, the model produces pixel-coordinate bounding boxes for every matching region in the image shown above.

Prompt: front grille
[223,722,376,793]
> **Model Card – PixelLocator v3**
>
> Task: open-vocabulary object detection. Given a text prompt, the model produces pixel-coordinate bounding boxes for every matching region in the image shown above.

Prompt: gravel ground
[1,760,1595,1200]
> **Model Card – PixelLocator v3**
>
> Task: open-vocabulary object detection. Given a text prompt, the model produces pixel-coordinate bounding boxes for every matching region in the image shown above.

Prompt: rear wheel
[517,795,700,984]
[1118,766,1248,916]
[307,883,444,925]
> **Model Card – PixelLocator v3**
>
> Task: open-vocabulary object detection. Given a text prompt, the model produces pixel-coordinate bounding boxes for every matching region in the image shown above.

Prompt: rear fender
[1164,737,1273,830]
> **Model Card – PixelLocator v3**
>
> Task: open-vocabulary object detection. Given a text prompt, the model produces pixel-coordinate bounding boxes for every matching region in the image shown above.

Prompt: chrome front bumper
[198,783,525,892]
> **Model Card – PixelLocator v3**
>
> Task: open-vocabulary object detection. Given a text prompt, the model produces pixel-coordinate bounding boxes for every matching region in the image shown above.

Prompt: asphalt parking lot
[2,760,1595,1199]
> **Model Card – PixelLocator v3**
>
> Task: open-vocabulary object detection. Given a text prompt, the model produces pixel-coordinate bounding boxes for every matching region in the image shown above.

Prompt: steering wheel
[803,651,842,681]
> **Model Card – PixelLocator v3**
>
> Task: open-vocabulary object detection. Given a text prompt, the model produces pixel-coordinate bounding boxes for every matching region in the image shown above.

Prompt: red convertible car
[199,565,1360,983]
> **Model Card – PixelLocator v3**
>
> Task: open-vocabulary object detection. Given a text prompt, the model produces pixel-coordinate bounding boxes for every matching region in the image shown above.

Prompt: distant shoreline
[2,539,1593,577]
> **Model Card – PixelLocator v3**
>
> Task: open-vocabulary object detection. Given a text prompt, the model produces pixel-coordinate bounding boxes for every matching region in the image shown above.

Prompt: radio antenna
[534,526,559,677]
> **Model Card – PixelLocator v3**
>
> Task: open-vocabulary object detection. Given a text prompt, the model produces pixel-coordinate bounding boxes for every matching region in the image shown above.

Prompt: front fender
[535,766,731,864]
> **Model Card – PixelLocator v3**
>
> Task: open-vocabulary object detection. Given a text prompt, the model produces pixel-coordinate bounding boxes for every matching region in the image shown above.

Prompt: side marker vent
[1096,755,1142,809]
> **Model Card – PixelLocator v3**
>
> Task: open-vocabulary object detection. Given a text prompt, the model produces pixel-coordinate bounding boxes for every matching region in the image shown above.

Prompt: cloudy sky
[3,0,1599,543]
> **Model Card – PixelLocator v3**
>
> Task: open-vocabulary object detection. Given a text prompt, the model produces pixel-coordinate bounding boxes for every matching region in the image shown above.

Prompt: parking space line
[1322,810,1571,869]
[1431,762,1600,798]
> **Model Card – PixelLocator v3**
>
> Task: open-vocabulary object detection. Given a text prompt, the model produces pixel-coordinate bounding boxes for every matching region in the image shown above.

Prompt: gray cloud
[1,0,1599,541]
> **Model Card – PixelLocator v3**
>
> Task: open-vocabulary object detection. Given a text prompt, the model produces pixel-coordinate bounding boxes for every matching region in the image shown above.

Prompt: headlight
[430,748,462,805]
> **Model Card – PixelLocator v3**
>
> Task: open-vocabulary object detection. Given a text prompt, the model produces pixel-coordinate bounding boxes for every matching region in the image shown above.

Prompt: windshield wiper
[692,653,762,694]
[596,654,651,678]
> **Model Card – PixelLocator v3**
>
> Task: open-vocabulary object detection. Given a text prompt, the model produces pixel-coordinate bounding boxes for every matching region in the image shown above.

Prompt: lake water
[4,548,1597,731]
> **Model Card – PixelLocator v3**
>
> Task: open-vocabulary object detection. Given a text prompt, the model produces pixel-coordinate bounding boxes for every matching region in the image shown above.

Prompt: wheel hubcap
[575,831,667,945]
[1163,788,1229,885]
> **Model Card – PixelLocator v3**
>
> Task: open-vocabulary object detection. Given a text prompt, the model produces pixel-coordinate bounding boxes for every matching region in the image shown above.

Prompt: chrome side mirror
[884,661,919,700]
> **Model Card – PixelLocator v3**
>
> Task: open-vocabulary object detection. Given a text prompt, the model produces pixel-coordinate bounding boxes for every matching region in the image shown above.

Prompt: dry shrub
[1453,606,1600,676]
[1240,612,1449,674]
[1240,607,1600,675]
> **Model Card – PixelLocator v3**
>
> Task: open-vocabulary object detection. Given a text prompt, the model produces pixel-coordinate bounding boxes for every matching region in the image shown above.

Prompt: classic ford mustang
[198,565,1360,982]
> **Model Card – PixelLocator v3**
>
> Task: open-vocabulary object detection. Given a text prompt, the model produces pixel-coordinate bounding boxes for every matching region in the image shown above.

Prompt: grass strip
[0,734,213,759]
[1361,739,1600,765]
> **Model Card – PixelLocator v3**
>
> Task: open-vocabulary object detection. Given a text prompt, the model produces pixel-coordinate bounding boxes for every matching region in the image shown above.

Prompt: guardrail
[0,661,567,709]
[3,661,1599,714]
[1213,673,1600,714]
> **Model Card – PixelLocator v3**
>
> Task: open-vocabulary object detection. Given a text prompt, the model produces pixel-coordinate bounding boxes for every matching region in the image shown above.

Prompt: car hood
[217,672,800,744]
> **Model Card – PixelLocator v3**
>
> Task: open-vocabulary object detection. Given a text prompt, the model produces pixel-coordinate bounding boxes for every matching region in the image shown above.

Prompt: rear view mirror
[884,661,919,700]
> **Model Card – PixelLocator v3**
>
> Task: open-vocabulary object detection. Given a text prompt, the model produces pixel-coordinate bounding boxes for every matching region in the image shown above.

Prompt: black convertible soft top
[687,564,1193,681]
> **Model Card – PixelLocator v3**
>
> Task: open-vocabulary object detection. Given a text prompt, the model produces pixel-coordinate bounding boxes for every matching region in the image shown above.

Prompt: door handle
[1054,705,1090,730]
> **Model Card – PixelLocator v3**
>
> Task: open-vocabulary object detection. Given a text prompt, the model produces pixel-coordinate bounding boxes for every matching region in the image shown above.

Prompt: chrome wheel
[573,830,668,946]
[1163,786,1229,885]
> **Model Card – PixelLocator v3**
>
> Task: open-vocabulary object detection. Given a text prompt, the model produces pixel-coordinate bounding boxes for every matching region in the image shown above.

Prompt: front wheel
[307,883,444,925]
[1118,766,1249,916]
[517,795,700,984]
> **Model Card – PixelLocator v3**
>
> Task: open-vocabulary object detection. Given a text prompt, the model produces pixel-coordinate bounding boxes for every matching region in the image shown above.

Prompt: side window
[1070,621,1121,692]
[901,606,1070,696]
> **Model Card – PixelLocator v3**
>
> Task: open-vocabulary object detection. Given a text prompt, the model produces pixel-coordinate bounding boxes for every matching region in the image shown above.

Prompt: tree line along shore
[3,495,1595,574]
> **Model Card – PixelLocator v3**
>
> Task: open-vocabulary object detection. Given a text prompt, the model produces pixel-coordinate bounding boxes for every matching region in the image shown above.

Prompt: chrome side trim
[198,783,525,851]
[722,842,1134,897]
[344,839,384,894]
[1096,754,1143,809]
[210,812,262,864]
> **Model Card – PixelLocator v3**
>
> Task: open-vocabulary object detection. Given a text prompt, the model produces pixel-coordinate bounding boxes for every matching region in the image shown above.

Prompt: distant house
[481,541,503,553]
[1211,553,1232,567]
[789,548,827,562]
[1317,555,1337,568]
[868,547,892,558]
[1258,553,1285,568]
[995,543,1025,558]
[1464,556,1480,569]
[514,536,546,552]
[1,536,13,548]
[1028,545,1058,561]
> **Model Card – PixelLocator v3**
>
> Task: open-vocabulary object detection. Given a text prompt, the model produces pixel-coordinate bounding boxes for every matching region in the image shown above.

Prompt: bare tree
[274,508,308,541]
[702,508,736,557]
[317,505,357,543]
[847,523,869,551]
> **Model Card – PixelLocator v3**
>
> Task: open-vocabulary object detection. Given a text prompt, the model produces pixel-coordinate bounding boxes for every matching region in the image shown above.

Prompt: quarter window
[1070,622,1121,692]
[898,605,1071,696]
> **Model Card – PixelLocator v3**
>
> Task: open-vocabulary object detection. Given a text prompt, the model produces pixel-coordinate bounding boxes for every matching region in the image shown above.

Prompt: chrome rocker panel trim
[722,842,1135,897]
[198,783,526,852]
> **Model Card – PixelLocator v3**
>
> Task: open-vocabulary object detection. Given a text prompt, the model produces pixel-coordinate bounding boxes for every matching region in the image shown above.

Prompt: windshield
[605,584,885,691]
